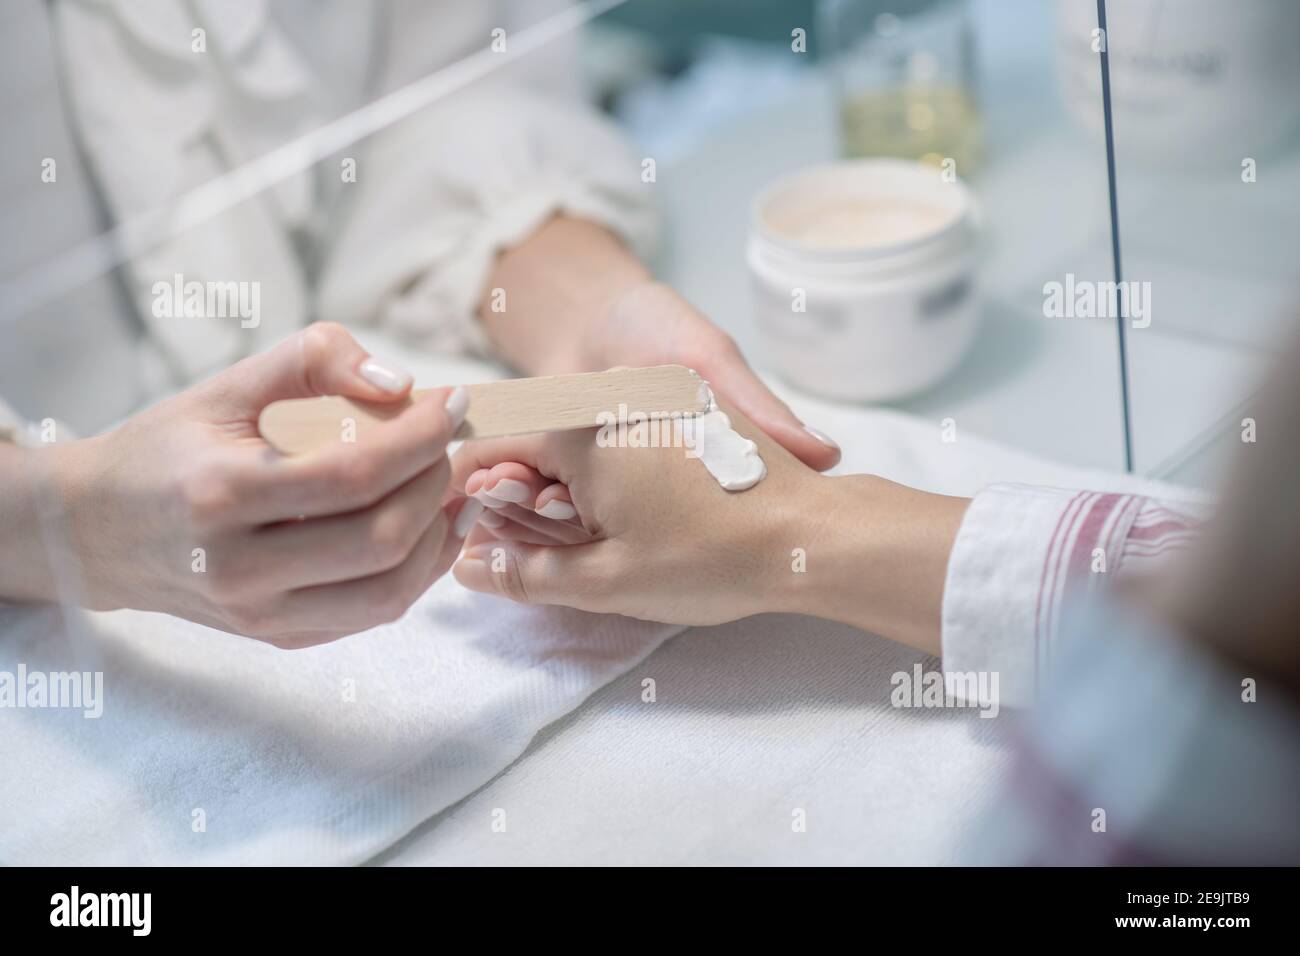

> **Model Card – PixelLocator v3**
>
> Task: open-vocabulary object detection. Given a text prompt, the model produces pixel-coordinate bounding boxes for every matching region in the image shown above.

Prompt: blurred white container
[1056,0,1300,168]
[747,158,979,402]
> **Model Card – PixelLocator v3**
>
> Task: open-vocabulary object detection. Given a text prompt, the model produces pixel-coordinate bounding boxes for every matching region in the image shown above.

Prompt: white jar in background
[747,158,980,403]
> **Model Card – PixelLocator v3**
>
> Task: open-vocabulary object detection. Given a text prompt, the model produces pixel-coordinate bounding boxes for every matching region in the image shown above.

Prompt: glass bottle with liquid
[819,0,982,175]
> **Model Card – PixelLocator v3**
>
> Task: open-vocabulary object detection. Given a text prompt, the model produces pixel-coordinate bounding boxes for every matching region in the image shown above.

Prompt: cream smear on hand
[684,380,766,492]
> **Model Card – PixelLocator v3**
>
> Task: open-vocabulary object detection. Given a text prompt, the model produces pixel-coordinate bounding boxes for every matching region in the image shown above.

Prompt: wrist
[0,437,99,604]
[584,279,694,369]
[50,434,125,610]
[753,470,846,619]
[769,474,969,654]
[562,277,664,375]
[480,216,652,376]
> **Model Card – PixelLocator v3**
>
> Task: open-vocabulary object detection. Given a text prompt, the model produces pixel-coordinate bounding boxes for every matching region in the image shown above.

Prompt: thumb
[452,540,611,611]
[205,322,414,418]
[705,352,841,472]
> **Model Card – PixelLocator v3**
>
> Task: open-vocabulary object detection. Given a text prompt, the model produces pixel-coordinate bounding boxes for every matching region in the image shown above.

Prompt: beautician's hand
[45,323,477,648]
[449,406,968,652]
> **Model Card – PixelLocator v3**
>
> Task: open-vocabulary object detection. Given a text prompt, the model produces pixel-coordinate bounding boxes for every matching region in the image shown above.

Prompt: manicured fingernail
[537,499,576,520]
[486,478,531,504]
[475,489,509,510]
[453,498,484,537]
[803,425,839,451]
[444,386,470,429]
[479,509,506,529]
[359,357,413,394]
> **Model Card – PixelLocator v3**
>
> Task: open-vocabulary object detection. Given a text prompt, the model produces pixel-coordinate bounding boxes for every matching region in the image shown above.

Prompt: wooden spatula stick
[258,365,709,455]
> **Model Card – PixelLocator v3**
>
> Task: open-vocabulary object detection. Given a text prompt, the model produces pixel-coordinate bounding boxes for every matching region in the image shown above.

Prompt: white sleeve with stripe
[940,482,1206,707]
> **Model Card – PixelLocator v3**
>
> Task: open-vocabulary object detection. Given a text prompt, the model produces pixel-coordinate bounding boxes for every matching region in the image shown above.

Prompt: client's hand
[451,406,969,651]
[41,323,477,648]
[453,404,809,625]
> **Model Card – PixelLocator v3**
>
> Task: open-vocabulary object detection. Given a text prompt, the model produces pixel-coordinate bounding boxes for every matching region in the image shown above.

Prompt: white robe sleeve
[941,482,1208,708]
[313,82,658,357]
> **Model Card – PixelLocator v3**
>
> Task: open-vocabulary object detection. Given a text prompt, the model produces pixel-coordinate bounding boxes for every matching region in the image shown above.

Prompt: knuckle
[225,600,275,638]
[351,575,415,628]
[391,531,442,614]
[178,464,237,529]
[708,329,740,358]
[203,561,248,606]
[495,550,530,603]
[263,633,325,651]
[375,590,412,625]
[682,327,738,366]
[410,404,454,454]
[298,322,361,396]
[364,513,413,569]
[337,453,380,499]
[300,321,351,360]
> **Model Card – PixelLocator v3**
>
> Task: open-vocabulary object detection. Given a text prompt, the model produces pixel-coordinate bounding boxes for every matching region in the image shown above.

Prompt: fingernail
[444,386,470,430]
[803,425,839,451]
[360,357,413,394]
[453,498,484,537]
[479,509,506,529]
[486,478,531,504]
[537,499,576,520]
[475,489,510,510]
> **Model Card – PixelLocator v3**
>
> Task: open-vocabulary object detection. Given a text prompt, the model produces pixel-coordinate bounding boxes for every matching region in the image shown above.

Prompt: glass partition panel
[607,0,1132,472]
[1082,0,1300,486]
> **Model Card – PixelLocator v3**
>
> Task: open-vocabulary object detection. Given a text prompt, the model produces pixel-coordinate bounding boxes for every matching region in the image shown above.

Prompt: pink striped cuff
[941,483,1205,708]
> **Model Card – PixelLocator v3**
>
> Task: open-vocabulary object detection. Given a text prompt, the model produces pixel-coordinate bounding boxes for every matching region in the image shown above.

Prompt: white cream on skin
[683,382,767,492]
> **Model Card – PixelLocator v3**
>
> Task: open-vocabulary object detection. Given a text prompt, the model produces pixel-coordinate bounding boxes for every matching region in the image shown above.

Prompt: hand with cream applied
[0,324,477,648]
[451,402,971,652]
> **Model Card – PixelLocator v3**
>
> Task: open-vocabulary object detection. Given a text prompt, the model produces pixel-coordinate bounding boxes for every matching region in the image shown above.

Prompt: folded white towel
[0,591,676,865]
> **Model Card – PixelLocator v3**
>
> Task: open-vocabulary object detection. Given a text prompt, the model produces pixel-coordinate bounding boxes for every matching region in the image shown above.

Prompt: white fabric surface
[0,338,1201,865]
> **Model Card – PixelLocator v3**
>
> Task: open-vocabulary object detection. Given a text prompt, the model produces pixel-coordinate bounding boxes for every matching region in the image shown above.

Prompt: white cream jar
[747,159,980,402]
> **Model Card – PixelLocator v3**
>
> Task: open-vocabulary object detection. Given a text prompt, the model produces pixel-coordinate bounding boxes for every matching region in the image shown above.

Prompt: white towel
[0,593,677,865]
[0,344,1197,865]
